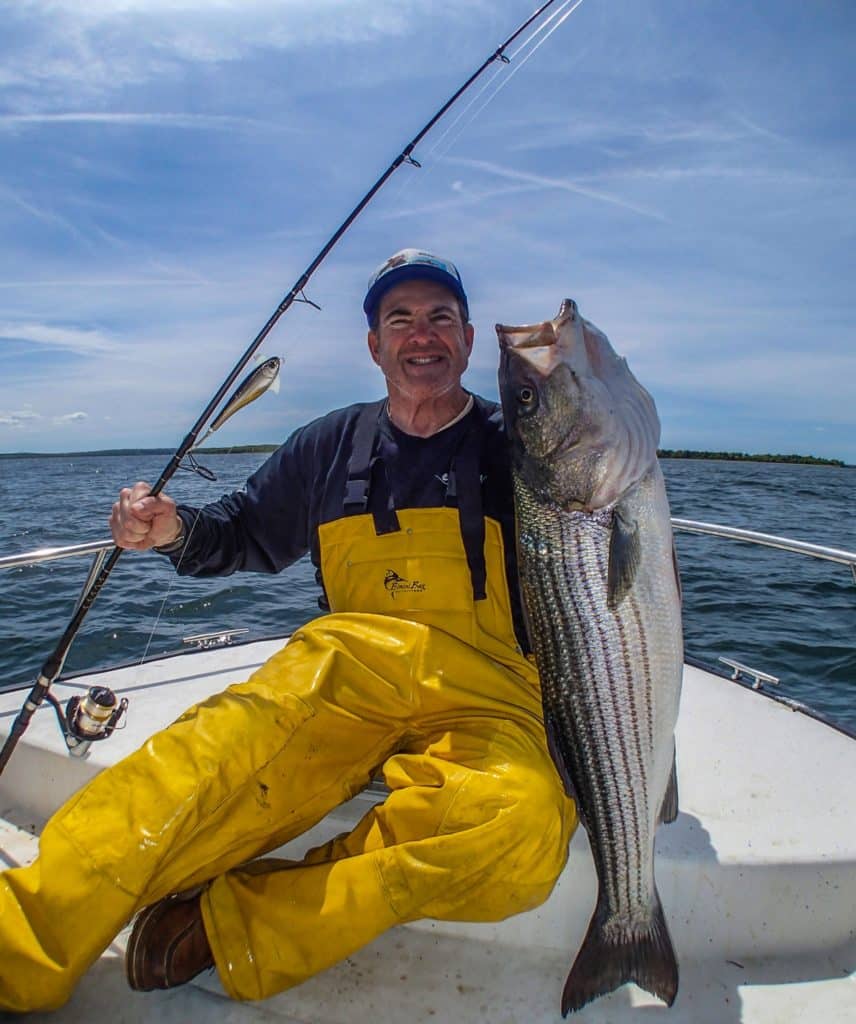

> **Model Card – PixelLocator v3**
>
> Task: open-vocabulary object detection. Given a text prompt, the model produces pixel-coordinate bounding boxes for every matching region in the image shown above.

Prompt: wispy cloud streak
[0,322,118,356]
[0,112,273,131]
[381,182,547,219]
[0,184,94,245]
[446,157,668,221]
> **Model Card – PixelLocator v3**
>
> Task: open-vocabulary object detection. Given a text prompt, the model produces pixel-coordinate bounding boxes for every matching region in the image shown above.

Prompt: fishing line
[383,0,584,212]
[136,508,205,667]
[0,0,569,776]
[509,0,584,59]
[379,70,509,211]
[457,0,587,138]
[138,352,282,663]
[424,0,582,163]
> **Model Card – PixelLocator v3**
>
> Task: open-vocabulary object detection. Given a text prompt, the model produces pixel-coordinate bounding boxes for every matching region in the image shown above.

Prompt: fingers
[128,480,154,511]
[110,482,151,549]
[110,481,179,550]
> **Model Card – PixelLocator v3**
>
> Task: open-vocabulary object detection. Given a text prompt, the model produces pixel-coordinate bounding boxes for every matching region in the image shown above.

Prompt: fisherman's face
[367,279,474,403]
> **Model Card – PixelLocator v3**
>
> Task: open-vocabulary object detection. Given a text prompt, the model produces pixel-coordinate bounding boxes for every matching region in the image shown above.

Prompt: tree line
[657,449,845,467]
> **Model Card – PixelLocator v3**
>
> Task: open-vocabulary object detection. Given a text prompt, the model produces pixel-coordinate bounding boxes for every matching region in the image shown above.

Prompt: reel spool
[47,686,129,758]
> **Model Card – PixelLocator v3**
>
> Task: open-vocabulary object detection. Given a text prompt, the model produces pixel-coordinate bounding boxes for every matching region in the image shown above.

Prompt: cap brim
[363,265,469,324]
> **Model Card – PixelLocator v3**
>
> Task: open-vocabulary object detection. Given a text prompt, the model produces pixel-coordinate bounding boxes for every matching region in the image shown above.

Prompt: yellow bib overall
[0,423,576,1011]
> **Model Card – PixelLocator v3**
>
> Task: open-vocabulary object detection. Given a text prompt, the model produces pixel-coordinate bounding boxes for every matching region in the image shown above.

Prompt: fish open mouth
[496,299,577,351]
[496,321,556,350]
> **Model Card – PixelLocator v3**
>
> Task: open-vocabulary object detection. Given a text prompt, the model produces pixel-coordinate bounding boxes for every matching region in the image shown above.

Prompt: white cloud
[3,1,481,105]
[54,411,88,424]
[0,322,118,355]
[0,409,41,427]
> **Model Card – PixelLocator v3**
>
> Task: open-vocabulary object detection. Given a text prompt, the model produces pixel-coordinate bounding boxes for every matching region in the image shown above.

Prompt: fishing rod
[0,0,565,776]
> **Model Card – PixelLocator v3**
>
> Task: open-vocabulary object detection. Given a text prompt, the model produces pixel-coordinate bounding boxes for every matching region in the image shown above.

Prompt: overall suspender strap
[343,401,400,534]
[344,401,384,512]
[451,423,488,601]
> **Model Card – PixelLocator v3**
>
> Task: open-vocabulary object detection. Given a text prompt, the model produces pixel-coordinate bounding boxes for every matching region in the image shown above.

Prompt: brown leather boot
[125,888,215,991]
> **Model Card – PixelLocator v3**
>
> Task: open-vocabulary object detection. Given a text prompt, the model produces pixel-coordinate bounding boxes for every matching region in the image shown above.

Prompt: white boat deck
[1,638,854,1023]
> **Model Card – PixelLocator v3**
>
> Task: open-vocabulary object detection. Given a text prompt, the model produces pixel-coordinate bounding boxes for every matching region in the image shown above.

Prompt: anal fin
[544,713,581,814]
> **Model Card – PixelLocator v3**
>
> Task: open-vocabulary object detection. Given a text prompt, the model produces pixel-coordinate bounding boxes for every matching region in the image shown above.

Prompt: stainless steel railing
[2,523,856,577]
[670,519,856,581]
[0,539,114,571]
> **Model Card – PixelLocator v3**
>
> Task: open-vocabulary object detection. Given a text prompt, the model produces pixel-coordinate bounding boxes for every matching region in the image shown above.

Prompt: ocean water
[0,452,853,731]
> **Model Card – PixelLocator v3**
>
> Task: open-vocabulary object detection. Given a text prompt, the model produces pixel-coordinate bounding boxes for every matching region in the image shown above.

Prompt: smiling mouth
[406,354,444,365]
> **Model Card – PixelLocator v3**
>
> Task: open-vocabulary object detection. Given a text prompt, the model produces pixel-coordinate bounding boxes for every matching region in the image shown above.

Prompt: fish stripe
[528,512,611,890]
[575,535,623,905]
[629,590,655,771]
[585,525,636,910]
[586,526,628,910]
[560,514,630,911]
[593,526,646,902]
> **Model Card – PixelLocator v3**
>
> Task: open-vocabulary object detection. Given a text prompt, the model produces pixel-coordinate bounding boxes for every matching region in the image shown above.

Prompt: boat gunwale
[1,632,853,743]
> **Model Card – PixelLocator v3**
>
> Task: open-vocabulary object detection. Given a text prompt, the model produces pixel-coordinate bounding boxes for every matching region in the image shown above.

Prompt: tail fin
[561,891,679,1015]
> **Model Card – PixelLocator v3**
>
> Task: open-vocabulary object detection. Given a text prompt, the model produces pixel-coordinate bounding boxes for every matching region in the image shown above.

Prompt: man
[0,250,576,1012]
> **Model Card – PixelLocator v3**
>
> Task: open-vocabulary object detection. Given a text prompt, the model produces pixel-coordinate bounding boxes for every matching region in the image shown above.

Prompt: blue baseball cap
[363,248,469,326]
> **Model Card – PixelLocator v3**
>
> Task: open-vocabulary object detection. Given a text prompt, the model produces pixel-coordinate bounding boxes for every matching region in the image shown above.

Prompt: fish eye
[518,385,536,405]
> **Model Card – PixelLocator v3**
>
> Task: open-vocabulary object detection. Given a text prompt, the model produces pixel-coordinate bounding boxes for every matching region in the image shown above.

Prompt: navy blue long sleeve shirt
[167,394,529,650]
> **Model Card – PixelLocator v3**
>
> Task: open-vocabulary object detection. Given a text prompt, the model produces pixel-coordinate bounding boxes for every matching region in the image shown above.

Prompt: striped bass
[496,299,683,1015]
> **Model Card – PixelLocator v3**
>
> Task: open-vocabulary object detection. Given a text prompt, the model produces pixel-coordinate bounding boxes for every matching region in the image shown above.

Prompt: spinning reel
[45,686,129,758]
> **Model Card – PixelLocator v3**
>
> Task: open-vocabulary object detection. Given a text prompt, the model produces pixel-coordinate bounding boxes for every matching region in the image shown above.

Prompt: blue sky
[1,0,854,462]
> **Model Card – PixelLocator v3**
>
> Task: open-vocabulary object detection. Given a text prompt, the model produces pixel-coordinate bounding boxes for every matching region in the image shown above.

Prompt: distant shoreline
[0,446,849,467]
[656,449,847,467]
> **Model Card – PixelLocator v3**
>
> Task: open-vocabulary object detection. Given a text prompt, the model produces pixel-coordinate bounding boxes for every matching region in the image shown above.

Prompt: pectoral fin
[607,505,641,609]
